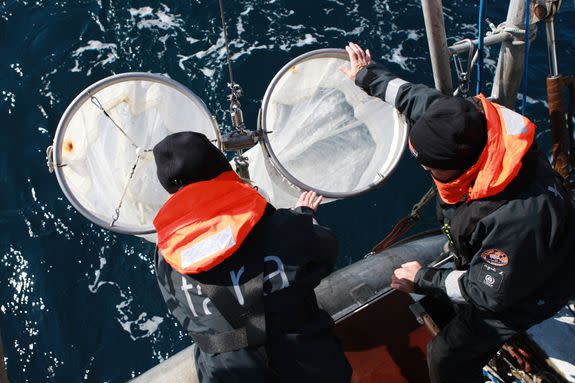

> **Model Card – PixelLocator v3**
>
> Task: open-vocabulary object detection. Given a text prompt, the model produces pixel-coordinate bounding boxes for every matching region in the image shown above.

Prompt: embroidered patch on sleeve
[477,264,505,290]
[480,248,509,267]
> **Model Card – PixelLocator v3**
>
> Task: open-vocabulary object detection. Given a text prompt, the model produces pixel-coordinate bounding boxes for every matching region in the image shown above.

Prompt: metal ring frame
[52,72,221,235]
[258,48,408,199]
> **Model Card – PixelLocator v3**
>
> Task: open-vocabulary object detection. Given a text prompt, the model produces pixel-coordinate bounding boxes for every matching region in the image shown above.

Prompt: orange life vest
[434,94,536,204]
[153,171,268,274]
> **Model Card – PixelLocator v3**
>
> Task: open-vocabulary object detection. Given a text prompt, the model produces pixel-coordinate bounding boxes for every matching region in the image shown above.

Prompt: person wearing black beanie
[153,131,232,194]
[408,97,487,171]
[343,42,575,383]
[151,131,352,383]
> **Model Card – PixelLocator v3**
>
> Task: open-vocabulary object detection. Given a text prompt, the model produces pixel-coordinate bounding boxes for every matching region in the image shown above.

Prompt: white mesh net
[246,52,407,208]
[54,74,219,235]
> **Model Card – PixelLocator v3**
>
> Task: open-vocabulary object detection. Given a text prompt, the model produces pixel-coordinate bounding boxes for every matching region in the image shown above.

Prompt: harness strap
[190,271,266,354]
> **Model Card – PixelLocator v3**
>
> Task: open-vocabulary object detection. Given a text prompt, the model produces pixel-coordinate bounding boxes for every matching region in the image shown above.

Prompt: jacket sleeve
[355,63,446,127]
[288,207,338,275]
[414,194,568,312]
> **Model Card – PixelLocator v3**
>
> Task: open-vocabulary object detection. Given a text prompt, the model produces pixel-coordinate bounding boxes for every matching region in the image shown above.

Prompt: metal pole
[421,0,453,95]
[491,0,531,108]
[546,16,559,77]
[448,32,512,55]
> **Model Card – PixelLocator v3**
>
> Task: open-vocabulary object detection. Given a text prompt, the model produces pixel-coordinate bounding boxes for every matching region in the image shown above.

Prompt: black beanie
[153,132,232,194]
[409,97,487,170]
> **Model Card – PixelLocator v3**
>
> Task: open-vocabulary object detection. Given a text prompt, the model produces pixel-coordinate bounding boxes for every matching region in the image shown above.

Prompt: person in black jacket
[342,42,575,383]
[152,132,351,383]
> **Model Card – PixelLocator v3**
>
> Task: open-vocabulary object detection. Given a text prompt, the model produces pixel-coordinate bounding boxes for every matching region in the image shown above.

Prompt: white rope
[487,21,537,43]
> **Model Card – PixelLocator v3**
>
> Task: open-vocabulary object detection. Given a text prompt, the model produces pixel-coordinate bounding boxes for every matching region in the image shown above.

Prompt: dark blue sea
[1,0,574,381]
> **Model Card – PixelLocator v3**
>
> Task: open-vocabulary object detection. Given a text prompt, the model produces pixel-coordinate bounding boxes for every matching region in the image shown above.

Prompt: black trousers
[427,305,517,383]
[195,344,275,383]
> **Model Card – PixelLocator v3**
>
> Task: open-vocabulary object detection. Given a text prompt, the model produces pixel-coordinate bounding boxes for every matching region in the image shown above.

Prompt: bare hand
[339,42,372,81]
[391,261,422,293]
[295,191,323,211]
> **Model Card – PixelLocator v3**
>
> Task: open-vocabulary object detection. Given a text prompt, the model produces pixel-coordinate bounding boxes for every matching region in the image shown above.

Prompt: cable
[521,0,531,115]
[218,0,235,86]
[476,0,487,94]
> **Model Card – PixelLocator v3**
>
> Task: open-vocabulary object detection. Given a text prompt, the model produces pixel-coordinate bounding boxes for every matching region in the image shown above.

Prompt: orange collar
[434,95,536,204]
[154,171,268,274]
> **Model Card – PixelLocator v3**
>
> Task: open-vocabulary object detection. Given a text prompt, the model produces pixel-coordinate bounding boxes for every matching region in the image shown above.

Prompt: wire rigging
[476,0,487,94]
[521,0,531,115]
[218,0,235,87]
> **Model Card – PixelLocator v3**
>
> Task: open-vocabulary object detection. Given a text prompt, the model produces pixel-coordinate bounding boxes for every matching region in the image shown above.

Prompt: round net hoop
[252,48,408,204]
[52,73,221,235]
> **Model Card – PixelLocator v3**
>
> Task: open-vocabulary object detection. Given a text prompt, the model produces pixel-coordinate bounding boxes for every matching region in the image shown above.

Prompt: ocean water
[1,0,574,381]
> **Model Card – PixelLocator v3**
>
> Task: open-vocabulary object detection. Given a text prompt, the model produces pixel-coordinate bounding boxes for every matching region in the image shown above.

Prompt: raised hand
[295,191,323,212]
[340,42,372,82]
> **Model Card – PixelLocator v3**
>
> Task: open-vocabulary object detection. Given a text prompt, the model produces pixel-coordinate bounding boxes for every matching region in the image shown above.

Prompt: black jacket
[356,63,575,328]
[155,205,351,383]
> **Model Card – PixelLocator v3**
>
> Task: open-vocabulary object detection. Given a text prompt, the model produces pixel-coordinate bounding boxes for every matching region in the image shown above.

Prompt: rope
[521,0,531,115]
[218,0,235,87]
[476,0,487,94]
[217,0,249,137]
[486,21,535,41]
[370,184,437,254]
[110,149,144,227]
[90,93,139,149]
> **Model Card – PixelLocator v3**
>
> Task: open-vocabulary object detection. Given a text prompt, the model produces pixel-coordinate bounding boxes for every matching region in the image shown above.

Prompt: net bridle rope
[88,92,152,227]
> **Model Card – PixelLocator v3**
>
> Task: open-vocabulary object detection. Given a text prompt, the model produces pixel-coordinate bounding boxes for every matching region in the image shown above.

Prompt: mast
[491,0,531,108]
[421,0,453,95]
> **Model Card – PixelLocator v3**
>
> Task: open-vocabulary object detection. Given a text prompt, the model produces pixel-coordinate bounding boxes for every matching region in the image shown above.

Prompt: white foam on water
[70,60,81,72]
[22,179,75,240]
[279,33,317,51]
[346,26,364,36]
[115,304,165,340]
[230,44,268,61]
[87,248,165,340]
[237,17,245,35]
[177,54,194,71]
[70,40,119,76]
[10,63,23,77]
[129,4,182,31]
[194,34,226,60]
[128,6,153,18]
[72,40,118,57]
[37,105,48,119]
[324,26,347,35]
[389,45,409,70]
[1,90,16,115]
[2,246,46,379]
[240,5,253,16]
[200,67,215,77]
[517,93,549,108]
[44,351,63,380]
[286,24,305,30]
[89,11,105,32]
[406,29,421,40]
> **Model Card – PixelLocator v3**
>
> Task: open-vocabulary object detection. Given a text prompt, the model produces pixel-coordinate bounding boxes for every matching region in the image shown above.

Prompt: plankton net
[50,73,221,236]
[245,49,408,208]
